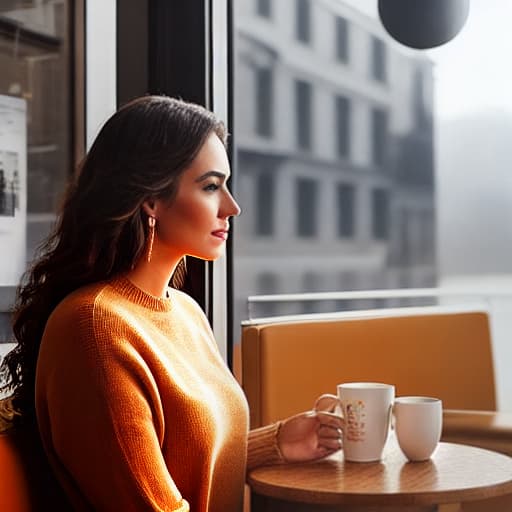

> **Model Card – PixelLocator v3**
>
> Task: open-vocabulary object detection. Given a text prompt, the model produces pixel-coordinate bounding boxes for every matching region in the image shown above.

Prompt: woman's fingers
[317,412,343,452]
[318,436,343,452]
[318,424,342,439]
[316,410,344,429]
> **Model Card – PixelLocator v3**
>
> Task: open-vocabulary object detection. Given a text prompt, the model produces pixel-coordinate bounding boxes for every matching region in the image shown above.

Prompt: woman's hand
[277,409,344,463]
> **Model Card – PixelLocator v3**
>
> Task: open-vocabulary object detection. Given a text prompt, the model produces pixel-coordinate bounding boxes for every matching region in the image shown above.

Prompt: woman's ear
[142,199,158,218]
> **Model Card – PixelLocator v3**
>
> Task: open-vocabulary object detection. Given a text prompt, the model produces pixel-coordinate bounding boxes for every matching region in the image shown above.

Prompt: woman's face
[152,133,241,262]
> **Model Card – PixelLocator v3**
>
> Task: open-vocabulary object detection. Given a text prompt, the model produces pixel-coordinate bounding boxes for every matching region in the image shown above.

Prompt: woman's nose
[224,191,241,218]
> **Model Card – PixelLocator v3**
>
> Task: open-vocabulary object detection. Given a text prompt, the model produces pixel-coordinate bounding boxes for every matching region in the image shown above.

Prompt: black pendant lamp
[378,0,470,50]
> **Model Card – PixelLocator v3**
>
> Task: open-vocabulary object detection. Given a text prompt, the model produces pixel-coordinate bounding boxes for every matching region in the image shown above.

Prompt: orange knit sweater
[35,277,282,511]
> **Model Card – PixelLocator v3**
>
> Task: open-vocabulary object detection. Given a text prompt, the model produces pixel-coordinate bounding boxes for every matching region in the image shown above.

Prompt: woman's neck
[126,256,179,298]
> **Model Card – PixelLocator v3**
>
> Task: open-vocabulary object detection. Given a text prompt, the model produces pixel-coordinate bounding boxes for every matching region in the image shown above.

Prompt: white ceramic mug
[394,396,442,462]
[316,382,395,462]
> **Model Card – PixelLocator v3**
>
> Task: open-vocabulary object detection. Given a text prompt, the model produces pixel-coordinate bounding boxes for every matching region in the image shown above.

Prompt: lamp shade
[378,0,470,50]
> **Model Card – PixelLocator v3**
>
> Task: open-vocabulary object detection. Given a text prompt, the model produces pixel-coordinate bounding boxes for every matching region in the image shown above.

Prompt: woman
[0,96,343,511]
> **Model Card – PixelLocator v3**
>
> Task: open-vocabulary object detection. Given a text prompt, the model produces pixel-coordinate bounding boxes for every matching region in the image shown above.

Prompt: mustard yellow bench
[241,307,512,455]
[241,307,512,511]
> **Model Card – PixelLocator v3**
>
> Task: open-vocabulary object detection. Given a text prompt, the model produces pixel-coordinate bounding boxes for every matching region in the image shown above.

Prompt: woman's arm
[247,411,343,471]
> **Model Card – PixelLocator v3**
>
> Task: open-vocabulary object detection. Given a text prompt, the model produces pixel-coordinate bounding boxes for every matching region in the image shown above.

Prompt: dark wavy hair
[0,95,226,426]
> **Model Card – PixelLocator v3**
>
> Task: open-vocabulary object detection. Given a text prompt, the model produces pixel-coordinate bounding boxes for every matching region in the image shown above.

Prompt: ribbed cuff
[247,421,285,471]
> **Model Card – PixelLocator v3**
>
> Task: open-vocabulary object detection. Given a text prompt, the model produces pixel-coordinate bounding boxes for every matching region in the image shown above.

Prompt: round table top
[248,439,512,507]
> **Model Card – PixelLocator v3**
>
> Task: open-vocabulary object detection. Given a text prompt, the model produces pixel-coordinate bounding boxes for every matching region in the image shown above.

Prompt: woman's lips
[211,230,228,241]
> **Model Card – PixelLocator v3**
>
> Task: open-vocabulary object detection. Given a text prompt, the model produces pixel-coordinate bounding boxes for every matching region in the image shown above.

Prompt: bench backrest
[242,309,496,428]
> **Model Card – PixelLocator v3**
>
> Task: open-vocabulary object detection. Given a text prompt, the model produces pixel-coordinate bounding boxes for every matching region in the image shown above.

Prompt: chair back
[242,307,496,428]
[0,426,70,511]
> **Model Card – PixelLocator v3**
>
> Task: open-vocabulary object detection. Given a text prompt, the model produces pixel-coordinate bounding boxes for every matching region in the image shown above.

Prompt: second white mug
[394,396,442,462]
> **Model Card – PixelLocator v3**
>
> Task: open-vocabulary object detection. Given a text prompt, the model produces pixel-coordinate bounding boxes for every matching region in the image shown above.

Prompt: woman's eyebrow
[195,170,228,182]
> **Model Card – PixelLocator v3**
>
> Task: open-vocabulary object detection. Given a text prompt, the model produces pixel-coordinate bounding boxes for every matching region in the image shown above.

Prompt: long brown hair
[0,96,226,425]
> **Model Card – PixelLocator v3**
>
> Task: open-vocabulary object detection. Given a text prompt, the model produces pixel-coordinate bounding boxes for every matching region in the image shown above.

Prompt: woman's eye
[204,183,220,192]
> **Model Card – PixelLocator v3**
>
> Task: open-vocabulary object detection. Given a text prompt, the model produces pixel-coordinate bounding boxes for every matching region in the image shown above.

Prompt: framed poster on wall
[0,94,27,286]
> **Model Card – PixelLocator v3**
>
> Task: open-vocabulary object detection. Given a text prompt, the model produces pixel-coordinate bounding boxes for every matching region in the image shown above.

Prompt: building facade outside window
[233,0,435,326]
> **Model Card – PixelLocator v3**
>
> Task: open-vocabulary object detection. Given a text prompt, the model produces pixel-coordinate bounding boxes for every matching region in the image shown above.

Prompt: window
[255,172,275,235]
[295,80,312,150]
[233,3,512,412]
[296,178,317,237]
[255,67,273,137]
[335,95,350,158]
[337,184,355,238]
[371,36,386,82]
[296,0,311,43]
[372,107,388,166]
[0,1,75,340]
[372,188,389,240]
[335,16,348,62]
[257,0,272,18]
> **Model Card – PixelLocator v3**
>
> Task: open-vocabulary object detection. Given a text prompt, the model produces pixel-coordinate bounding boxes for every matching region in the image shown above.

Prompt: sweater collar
[109,275,173,312]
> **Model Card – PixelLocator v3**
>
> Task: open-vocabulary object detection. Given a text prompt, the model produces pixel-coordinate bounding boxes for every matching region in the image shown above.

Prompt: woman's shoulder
[55,280,113,311]
[47,280,121,330]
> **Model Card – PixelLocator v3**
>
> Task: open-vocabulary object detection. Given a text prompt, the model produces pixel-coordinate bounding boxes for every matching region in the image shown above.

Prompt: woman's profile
[0,95,343,511]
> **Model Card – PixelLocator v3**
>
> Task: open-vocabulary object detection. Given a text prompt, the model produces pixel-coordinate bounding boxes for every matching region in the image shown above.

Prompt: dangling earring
[147,216,156,263]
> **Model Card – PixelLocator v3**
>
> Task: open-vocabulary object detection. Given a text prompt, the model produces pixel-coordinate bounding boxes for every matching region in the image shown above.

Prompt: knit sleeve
[246,422,285,471]
[36,301,189,512]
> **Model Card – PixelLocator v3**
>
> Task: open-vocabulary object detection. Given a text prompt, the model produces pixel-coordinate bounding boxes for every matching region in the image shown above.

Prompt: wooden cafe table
[248,436,512,512]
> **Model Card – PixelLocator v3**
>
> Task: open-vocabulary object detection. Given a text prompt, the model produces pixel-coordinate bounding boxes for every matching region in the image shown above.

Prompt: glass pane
[233,0,436,329]
[232,0,512,349]
[0,0,72,337]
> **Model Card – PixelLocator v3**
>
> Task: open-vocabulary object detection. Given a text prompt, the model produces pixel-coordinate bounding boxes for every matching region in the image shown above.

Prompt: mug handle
[314,393,341,414]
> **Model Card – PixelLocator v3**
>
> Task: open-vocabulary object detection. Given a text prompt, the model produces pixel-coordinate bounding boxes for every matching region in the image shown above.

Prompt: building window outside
[335,95,350,158]
[371,36,386,82]
[256,0,272,18]
[413,68,430,130]
[296,178,317,237]
[257,272,278,317]
[337,183,355,238]
[255,172,274,235]
[296,0,311,44]
[372,107,388,167]
[255,67,273,137]
[295,79,312,150]
[372,188,390,240]
[335,16,348,62]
